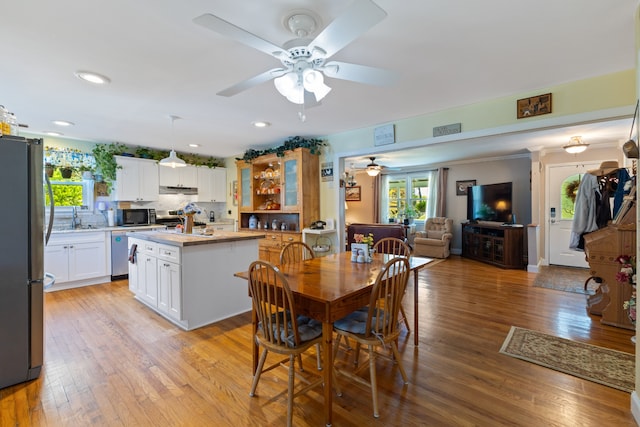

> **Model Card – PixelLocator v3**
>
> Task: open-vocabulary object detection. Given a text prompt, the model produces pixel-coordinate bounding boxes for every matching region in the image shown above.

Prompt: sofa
[346,223,407,249]
[413,217,453,258]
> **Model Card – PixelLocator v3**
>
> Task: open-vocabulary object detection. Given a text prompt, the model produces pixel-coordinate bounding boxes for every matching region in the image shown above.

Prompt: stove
[155,210,206,229]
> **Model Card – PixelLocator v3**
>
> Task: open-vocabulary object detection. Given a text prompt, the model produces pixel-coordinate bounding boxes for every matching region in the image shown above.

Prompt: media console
[461,222,524,269]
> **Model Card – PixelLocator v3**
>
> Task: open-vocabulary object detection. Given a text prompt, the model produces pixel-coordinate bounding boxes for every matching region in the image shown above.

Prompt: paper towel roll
[107,210,115,227]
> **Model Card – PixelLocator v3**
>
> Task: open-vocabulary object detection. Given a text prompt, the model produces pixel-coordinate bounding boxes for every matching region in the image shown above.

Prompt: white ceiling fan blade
[217,68,287,97]
[308,0,387,59]
[193,13,284,58]
[322,61,397,86]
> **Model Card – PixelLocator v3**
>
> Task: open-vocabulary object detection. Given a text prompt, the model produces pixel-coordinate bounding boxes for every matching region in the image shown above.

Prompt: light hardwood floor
[1,256,636,426]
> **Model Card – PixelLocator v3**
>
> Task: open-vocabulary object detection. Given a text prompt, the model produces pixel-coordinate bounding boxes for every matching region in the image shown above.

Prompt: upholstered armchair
[413,217,453,258]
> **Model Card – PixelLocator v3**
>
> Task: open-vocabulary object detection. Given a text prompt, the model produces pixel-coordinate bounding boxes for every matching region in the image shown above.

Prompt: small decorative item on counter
[249,214,258,229]
[175,224,184,233]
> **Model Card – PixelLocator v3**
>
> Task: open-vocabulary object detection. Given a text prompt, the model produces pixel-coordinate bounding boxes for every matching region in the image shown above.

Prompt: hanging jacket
[570,174,600,250]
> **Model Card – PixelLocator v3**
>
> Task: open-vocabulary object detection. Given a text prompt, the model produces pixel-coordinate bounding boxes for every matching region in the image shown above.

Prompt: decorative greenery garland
[237,136,326,162]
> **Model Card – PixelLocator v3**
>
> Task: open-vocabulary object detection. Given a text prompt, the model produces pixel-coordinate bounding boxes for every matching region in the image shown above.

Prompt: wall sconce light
[563,136,589,154]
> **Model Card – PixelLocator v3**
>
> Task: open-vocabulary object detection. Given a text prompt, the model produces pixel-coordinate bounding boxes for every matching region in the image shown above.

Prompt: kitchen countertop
[127,230,265,247]
[50,225,165,234]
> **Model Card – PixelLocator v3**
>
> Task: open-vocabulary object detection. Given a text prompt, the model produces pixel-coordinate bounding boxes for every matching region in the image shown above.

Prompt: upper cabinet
[114,156,159,201]
[236,148,319,231]
[196,167,227,202]
[158,165,197,188]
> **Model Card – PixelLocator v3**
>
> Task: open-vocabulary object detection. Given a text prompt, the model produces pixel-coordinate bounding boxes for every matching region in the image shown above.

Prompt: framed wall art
[456,180,476,196]
[517,93,552,119]
[345,186,361,201]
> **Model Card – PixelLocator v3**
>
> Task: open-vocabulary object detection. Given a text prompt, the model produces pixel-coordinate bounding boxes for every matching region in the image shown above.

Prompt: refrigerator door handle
[45,174,54,245]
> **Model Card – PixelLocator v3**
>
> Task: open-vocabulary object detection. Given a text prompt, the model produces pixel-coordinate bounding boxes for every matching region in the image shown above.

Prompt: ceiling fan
[351,157,400,177]
[192,0,397,109]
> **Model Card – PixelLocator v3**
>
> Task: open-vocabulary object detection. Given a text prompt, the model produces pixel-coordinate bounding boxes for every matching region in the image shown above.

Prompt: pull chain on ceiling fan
[192,0,397,118]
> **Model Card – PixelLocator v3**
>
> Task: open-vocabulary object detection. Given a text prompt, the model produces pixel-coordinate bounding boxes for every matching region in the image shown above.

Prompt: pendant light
[160,115,186,168]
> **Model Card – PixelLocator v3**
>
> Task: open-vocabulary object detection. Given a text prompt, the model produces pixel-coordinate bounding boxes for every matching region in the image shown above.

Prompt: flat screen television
[467,182,513,223]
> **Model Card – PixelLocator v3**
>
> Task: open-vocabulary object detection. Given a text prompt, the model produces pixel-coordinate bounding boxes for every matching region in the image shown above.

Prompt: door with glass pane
[282,153,299,211]
[547,163,600,267]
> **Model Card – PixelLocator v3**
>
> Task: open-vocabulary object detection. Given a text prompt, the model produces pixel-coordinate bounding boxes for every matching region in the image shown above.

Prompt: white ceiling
[1,0,637,167]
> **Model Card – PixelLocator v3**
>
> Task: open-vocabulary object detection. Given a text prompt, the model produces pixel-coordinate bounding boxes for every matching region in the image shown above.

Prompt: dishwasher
[111,230,129,280]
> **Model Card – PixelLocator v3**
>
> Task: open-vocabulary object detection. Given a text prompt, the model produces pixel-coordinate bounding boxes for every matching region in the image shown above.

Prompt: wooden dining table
[234,251,436,426]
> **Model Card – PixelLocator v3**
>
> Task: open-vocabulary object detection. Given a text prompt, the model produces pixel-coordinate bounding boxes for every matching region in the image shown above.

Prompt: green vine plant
[92,142,127,190]
[237,136,327,162]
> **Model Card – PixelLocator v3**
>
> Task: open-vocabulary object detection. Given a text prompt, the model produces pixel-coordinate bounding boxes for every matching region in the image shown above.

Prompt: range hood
[159,186,198,195]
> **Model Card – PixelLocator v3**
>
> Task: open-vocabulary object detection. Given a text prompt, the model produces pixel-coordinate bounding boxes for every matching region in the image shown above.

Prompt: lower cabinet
[258,231,301,263]
[461,223,524,269]
[129,238,182,321]
[44,231,109,289]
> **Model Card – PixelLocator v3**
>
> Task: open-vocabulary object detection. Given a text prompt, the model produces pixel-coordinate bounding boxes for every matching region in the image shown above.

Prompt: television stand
[461,222,524,269]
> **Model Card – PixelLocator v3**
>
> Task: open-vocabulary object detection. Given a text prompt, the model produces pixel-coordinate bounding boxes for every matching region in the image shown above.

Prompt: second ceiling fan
[193,0,397,107]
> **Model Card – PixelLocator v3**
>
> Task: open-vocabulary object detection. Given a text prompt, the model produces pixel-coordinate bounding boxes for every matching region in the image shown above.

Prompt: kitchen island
[127,230,264,330]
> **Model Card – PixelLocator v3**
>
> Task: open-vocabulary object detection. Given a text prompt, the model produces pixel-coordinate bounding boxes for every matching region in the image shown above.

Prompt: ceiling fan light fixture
[274,72,305,104]
[159,149,187,168]
[366,166,381,177]
[563,136,589,154]
[302,69,331,101]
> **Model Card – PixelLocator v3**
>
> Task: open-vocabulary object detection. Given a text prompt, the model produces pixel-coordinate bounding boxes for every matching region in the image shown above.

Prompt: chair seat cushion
[259,313,322,348]
[334,308,387,335]
[427,230,445,239]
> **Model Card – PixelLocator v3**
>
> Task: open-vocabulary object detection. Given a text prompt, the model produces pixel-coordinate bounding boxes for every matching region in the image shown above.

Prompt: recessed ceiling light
[188,143,200,148]
[74,70,111,85]
[252,121,271,128]
[52,120,74,127]
[44,131,63,136]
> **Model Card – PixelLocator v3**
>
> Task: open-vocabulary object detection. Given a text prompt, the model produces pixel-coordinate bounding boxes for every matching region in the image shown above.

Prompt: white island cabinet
[127,230,263,330]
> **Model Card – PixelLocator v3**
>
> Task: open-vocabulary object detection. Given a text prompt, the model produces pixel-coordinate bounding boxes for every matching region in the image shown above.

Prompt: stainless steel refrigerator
[0,135,44,389]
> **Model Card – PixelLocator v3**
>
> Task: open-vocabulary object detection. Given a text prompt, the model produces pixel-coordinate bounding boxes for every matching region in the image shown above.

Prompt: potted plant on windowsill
[403,206,418,225]
[60,164,74,179]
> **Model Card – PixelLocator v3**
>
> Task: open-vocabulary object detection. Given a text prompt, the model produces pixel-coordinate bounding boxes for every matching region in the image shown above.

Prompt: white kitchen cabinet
[114,156,159,201]
[159,165,197,188]
[44,231,109,290]
[157,243,182,320]
[158,261,181,320]
[196,167,226,202]
[136,239,158,306]
[129,238,182,320]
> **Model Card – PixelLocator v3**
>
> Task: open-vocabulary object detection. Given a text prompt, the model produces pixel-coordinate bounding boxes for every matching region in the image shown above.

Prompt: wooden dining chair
[279,241,315,264]
[372,237,412,332]
[248,260,324,427]
[332,256,411,418]
[279,241,322,371]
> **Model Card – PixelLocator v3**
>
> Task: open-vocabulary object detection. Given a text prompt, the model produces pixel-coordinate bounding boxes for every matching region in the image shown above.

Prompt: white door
[547,163,600,267]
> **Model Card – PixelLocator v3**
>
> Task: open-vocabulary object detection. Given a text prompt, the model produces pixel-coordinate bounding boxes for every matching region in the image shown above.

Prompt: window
[560,174,581,220]
[382,171,435,223]
[44,147,95,211]
[45,168,94,210]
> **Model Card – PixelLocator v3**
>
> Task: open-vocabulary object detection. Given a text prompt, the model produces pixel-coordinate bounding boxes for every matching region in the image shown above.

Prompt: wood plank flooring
[1,256,636,426]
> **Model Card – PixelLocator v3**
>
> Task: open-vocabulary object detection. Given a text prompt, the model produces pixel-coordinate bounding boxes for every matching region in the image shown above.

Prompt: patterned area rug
[532,265,595,295]
[500,326,635,393]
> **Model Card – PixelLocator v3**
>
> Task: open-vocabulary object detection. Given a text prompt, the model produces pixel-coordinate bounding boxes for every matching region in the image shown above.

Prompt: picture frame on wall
[345,186,361,201]
[456,180,476,196]
[517,93,552,119]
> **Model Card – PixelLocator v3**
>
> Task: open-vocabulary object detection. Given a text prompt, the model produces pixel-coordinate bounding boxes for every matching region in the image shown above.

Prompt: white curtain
[426,169,438,218]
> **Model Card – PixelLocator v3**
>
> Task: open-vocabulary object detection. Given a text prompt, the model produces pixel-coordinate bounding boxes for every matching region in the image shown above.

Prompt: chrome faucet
[71,206,80,229]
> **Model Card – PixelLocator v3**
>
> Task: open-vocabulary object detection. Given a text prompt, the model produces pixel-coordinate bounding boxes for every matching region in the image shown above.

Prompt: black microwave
[116,208,156,226]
